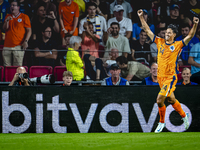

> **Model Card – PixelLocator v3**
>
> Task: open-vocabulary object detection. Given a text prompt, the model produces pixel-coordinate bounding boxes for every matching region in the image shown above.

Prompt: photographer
[9,67,30,86]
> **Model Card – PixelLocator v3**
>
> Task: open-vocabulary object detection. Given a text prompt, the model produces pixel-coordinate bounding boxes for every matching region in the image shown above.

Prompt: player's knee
[156,98,163,106]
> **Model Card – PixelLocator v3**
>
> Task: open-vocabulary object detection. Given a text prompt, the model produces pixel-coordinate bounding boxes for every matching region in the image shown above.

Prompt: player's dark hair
[111,22,120,28]
[86,2,97,9]
[116,56,128,65]
[167,24,178,35]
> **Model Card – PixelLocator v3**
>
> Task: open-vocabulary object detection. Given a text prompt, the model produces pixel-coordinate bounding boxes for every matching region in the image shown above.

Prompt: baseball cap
[113,5,124,12]
[110,63,120,70]
[170,4,179,10]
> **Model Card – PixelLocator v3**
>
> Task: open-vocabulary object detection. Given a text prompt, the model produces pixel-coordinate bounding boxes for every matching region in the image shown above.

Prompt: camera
[29,74,55,84]
[18,73,29,79]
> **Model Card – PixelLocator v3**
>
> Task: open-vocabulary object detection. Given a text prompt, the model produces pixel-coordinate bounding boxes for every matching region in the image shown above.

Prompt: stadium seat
[53,66,67,81]
[4,66,28,82]
[0,66,4,81]
[29,66,53,78]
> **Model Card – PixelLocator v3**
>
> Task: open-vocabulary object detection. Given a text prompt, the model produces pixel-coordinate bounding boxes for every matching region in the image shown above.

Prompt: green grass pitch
[0,132,200,150]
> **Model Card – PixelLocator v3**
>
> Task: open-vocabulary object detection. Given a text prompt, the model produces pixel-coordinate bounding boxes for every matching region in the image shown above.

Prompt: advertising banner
[0,86,200,133]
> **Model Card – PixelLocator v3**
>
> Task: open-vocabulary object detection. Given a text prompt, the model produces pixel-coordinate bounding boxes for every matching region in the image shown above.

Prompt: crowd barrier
[0,85,200,133]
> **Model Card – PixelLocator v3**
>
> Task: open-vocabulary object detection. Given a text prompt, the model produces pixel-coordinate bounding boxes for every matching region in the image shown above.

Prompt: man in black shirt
[159,4,181,36]
[128,30,152,66]
[33,25,58,67]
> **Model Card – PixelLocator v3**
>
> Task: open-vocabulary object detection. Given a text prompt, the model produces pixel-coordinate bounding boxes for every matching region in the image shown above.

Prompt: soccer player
[138,9,199,133]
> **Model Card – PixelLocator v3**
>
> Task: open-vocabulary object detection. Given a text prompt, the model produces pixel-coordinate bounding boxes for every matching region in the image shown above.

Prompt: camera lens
[23,73,29,79]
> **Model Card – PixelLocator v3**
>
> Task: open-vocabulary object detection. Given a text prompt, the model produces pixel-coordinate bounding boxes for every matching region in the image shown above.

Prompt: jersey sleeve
[24,14,31,28]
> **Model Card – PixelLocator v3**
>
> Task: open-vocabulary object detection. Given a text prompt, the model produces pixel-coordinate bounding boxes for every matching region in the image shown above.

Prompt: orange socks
[172,100,186,118]
[158,105,166,123]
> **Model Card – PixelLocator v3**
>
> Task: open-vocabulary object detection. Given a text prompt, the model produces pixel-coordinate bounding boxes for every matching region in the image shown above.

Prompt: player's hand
[137,9,143,17]
[193,17,199,24]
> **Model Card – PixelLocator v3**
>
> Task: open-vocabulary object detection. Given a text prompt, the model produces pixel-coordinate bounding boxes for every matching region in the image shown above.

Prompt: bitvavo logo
[2,91,192,133]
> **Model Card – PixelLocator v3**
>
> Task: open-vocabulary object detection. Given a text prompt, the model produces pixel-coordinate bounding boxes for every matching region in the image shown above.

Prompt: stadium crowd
[0,0,200,85]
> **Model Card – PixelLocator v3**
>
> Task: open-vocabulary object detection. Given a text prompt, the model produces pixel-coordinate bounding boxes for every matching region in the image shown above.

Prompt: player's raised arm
[137,9,155,41]
[184,17,199,46]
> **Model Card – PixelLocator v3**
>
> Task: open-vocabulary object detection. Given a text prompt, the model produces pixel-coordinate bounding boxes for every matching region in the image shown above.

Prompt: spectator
[188,42,200,84]
[104,22,131,58]
[59,0,79,45]
[157,0,173,23]
[90,0,110,20]
[116,56,150,81]
[31,2,59,41]
[177,67,198,85]
[59,33,72,66]
[42,0,57,17]
[59,0,85,19]
[141,62,159,85]
[62,71,73,86]
[33,26,58,67]
[110,0,132,19]
[79,2,107,46]
[2,0,32,66]
[81,21,100,59]
[176,23,199,66]
[180,0,200,26]
[0,0,10,42]
[105,47,119,76]
[8,66,30,86]
[159,4,182,34]
[128,30,152,66]
[84,47,119,80]
[150,27,166,62]
[101,63,129,85]
[66,36,84,81]
[132,9,155,41]
[19,0,32,19]
[107,5,132,39]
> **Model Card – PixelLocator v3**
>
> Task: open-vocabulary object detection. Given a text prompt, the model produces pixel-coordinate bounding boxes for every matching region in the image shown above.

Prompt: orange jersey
[59,1,79,29]
[153,36,185,77]
[4,13,31,47]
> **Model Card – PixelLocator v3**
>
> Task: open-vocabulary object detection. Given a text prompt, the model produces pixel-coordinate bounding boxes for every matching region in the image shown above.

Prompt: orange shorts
[60,27,78,38]
[157,75,178,97]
